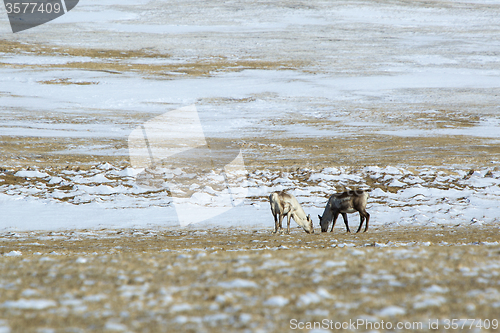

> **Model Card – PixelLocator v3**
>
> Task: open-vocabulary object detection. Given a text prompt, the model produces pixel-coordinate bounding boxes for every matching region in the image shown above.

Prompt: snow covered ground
[1,163,500,231]
[1,0,500,230]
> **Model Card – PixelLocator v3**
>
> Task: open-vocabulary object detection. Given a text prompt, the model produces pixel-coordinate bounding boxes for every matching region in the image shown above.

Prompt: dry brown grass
[0,135,129,169]
[37,78,99,85]
[2,132,500,171]
[239,134,500,170]
[0,226,499,332]
[0,40,304,77]
[0,40,171,60]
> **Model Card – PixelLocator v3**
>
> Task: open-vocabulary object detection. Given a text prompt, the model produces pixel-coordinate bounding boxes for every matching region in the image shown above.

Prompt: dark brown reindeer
[319,190,370,233]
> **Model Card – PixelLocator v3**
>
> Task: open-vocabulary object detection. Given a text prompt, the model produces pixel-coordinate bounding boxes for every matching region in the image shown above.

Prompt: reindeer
[269,191,314,234]
[319,190,370,233]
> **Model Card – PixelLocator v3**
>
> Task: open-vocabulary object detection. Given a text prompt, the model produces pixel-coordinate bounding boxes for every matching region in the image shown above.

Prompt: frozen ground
[1,1,500,332]
[1,164,500,230]
[1,0,500,230]
[1,228,500,332]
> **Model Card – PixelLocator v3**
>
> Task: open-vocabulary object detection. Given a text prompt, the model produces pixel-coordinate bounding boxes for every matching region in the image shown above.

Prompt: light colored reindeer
[269,191,314,234]
[319,190,370,233]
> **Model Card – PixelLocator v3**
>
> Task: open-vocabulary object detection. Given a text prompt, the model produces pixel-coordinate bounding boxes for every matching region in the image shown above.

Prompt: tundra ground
[1,1,500,332]
[1,226,499,332]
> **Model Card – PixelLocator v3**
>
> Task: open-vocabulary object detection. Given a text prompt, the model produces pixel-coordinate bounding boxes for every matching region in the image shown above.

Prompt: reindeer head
[304,214,314,234]
[318,214,329,232]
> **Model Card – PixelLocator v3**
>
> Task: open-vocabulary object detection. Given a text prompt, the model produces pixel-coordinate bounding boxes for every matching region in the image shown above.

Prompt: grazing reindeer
[319,190,370,233]
[269,191,314,234]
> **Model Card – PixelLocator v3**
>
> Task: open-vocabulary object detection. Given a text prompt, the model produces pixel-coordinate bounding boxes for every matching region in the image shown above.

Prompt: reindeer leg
[364,211,370,232]
[272,214,278,234]
[331,212,339,232]
[286,212,292,234]
[278,214,284,233]
[342,213,351,233]
[356,213,364,233]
